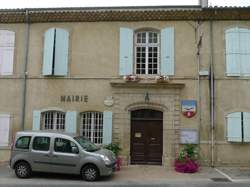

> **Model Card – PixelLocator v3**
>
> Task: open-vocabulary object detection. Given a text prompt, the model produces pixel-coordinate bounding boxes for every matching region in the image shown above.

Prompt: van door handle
[53,155,58,158]
[44,154,50,157]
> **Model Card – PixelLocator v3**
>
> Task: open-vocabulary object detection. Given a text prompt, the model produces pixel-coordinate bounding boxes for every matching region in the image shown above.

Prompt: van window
[32,137,50,151]
[54,138,78,154]
[15,136,31,149]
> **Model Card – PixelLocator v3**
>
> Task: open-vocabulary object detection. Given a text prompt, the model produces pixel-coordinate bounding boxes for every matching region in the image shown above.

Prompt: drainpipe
[209,20,215,167]
[20,9,30,130]
[196,21,203,161]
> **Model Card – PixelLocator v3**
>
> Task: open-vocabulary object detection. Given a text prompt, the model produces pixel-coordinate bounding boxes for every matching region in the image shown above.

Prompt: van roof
[15,130,78,138]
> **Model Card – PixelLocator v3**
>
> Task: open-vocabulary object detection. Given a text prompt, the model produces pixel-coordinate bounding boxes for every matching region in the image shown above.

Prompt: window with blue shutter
[225,27,250,76]
[119,27,175,76]
[227,112,250,143]
[0,30,15,75]
[43,28,69,76]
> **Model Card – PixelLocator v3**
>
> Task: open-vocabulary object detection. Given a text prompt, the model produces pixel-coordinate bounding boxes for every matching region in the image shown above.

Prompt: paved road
[1,165,250,187]
[0,171,250,187]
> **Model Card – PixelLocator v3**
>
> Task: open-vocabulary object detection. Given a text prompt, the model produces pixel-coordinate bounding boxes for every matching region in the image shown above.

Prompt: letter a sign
[181,100,197,118]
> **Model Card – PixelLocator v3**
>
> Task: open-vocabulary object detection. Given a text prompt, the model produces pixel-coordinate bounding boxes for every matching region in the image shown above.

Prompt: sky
[0,0,250,9]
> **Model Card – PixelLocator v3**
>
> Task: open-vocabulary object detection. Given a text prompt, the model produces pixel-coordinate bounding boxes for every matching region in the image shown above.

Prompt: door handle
[151,137,156,141]
[43,154,50,157]
[53,155,58,158]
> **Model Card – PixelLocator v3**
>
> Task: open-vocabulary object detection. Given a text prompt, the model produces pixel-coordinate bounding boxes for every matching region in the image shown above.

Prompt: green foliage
[104,142,122,157]
[178,144,198,162]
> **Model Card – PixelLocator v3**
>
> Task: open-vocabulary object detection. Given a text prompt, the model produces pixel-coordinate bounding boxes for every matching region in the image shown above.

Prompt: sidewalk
[112,165,224,182]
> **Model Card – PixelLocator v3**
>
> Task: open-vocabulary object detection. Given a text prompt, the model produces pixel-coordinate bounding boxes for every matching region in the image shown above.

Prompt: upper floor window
[119,27,174,76]
[42,111,65,131]
[135,31,159,75]
[42,28,69,76]
[0,30,15,75]
[225,27,250,76]
[227,112,250,142]
[80,111,103,144]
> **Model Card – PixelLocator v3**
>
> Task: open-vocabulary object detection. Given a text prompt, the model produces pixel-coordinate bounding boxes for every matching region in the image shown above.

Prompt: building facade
[1,6,250,167]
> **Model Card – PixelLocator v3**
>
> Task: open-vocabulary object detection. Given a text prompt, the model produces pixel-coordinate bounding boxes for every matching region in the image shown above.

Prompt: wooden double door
[130,109,163,165]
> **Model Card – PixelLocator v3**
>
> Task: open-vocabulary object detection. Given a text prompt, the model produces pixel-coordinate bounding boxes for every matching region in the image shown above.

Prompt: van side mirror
[72,146,79,154]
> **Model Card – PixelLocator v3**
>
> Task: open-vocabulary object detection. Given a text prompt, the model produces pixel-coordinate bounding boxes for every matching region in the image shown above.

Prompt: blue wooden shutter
[0,30,15,75]
[32,110,41,130]
[239,29,250,76]
[65,111,77,134]
[54,28,69,76]
[243,112,250,142]
[225,28,240,76]
[103,111,112,144]
[119,28,133,76]
[42,28,55,75]
[0,114,10,146]
[227,112,242,142]
[161,27,174,76]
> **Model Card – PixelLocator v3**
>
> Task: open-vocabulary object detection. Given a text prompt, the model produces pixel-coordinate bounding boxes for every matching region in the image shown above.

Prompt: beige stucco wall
[1,19,250,166]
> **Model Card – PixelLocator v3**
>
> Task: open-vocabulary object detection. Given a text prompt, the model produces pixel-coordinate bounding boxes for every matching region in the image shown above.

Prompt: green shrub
[104,142,122,157]
[178,144,198,162]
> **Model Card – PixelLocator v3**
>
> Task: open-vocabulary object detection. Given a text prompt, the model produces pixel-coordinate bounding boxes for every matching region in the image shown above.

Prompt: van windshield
[74,136,100,152]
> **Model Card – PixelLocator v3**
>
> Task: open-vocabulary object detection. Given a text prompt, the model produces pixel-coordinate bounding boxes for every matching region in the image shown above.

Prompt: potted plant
[104,142,122,171]
[174,144,199,173]
[123,74,140,82]
[155,75,169,83]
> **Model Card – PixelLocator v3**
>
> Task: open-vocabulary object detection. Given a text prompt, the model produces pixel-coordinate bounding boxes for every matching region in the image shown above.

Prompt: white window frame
[42,111,65,131]
[134,31,160,75]
[80,111,103,144]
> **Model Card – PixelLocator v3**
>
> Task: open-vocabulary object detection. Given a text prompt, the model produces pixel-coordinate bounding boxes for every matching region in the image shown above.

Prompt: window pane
[15,136,31,149]
[54,138,78,153]
[136,47,146,74]
[80,112,103,144]
[43,111,65,131]
[135,31,159,75]
[32,137,50,151]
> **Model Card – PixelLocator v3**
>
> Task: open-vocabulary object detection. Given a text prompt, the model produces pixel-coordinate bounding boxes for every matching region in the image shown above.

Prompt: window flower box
[155,75,169,83]
[123,75,140,82]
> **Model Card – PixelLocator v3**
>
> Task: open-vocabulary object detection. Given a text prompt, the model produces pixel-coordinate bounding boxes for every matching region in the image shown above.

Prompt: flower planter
[115,156,122,171]
[174,159,199,173]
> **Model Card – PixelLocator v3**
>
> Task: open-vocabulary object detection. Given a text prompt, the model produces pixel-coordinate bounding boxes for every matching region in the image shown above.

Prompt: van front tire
[81,164,99,181]
[15,161,32,178]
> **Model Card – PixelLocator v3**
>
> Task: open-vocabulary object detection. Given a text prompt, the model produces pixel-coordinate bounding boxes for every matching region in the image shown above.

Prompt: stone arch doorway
[130,109,163,165]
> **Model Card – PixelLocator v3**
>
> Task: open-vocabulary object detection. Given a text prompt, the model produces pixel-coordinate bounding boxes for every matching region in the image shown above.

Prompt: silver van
[10,131,116,181]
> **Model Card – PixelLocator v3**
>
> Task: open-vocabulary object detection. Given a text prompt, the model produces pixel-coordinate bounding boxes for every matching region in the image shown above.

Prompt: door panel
[131,121,146,163]
[131,109,163,165]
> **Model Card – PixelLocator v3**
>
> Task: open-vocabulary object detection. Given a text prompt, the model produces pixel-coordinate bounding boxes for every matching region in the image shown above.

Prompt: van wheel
[15,161,32,178]
[81,165,99,181]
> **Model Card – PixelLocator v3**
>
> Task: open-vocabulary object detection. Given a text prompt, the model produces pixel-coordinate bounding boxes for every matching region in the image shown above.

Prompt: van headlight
[100,155,111,165]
